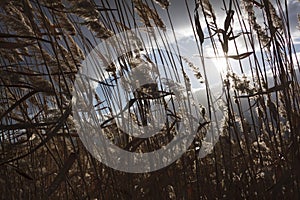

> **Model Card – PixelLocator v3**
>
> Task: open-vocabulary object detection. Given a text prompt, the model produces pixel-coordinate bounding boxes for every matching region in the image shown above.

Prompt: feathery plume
[133,0,166,30]
[152,0,170,9]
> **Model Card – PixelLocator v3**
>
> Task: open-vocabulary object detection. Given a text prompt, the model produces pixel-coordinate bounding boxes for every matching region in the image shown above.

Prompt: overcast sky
[83,0,299,148]
[160,0,299,38]
[156,0,300,73]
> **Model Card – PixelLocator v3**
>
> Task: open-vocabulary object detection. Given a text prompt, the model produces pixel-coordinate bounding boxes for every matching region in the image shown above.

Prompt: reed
[0,0,299,199]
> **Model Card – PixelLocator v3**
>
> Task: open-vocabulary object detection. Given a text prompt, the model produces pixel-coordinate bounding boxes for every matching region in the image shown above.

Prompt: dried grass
[1,0,300,199]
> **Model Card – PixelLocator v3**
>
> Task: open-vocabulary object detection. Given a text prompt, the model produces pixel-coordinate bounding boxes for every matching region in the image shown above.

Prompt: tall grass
[0,0,299,199]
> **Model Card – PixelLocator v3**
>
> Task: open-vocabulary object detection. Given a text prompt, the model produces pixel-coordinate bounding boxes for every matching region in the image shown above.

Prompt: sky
[162,0,299,38]
[90,0,300,81]
[154,0,300,83]
[80,0,300,117]
[82,0,299,142]
[87,0,300,112]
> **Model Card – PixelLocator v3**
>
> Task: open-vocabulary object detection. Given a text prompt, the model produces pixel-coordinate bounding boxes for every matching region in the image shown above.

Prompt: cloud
[162,0,299,45]
[287,0,300,38]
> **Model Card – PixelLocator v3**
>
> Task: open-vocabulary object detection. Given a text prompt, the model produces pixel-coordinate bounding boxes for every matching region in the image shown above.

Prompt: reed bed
[0,0,299,199]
